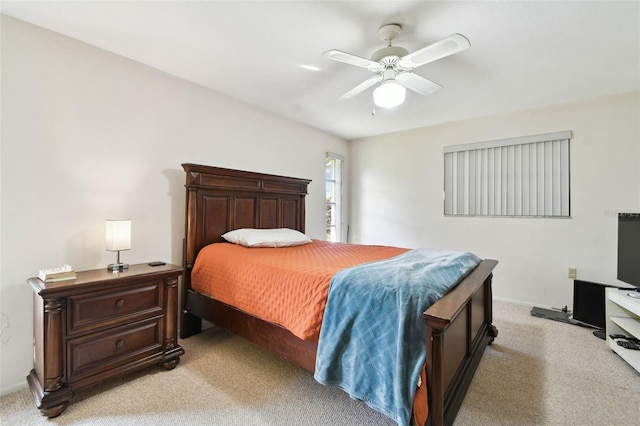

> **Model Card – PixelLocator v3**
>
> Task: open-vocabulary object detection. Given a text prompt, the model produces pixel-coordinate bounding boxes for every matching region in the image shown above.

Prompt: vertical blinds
[444,131,571,217]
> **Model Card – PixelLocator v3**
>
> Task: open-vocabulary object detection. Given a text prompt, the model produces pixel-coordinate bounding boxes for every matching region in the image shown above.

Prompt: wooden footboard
[425,259,498,426]
[179,163,498,426]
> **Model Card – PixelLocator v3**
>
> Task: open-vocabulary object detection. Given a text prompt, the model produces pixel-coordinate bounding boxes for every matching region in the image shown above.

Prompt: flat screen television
[617,213,640,298]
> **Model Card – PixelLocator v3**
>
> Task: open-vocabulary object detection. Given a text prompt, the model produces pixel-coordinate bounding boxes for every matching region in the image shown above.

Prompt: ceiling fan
[323,24,470,108]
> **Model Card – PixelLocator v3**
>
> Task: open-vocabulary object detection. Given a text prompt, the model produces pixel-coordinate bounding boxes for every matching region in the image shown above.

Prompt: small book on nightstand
[38,264,77,282]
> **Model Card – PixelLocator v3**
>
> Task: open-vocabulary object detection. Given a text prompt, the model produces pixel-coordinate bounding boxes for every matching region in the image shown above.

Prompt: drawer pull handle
[116,339,125,349]
[116,299,125,308]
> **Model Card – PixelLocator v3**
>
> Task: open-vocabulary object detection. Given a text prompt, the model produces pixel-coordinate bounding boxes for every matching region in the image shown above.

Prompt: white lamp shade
[373,81,406,108]
[105,220,131,251]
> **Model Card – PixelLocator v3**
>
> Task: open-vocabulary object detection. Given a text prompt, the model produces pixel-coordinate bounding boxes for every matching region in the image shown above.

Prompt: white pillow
[221,228,312,248]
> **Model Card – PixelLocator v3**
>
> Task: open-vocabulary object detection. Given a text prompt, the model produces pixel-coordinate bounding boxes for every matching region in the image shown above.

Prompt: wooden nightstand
[26,263,184,417]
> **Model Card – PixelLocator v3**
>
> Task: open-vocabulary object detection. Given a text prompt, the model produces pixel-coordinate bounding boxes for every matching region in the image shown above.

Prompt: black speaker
[572,280,616,329]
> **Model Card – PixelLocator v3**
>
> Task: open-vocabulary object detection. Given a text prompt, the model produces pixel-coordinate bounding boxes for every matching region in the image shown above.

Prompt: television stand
[605,288,640,372]
[593,329,606,340]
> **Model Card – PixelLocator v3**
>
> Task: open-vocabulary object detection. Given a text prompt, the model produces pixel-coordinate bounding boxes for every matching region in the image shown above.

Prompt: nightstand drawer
[67,317,163,381]
[68,280,163,334]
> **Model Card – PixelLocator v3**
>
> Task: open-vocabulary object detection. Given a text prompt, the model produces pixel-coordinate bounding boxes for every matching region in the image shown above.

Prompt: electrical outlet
[568,268,577,279]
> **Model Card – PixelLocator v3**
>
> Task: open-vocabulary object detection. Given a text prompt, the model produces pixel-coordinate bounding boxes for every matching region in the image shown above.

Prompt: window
[326,153,344,241]
[444,131,571,217]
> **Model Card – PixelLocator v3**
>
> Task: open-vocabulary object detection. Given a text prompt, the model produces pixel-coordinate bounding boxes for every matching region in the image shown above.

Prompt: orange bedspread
[191,240,408,341]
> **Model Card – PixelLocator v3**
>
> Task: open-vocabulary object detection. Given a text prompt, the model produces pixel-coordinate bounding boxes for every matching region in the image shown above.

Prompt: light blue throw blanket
[314,248,481,426]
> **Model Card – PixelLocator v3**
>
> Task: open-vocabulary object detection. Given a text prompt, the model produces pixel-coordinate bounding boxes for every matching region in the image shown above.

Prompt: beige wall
[349,91,640,308]
[0,16,347,394]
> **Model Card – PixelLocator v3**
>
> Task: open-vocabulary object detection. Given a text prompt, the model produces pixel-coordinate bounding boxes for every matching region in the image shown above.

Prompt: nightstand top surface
[28,263,184,296]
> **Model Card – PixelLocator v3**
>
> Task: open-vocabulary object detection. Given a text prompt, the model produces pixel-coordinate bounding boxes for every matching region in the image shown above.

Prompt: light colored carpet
[1,301,639,425]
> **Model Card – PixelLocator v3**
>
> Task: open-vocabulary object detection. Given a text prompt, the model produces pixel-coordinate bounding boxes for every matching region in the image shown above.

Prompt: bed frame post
[180,182,202,338]
[426,327,445,426]
[486,274,499,342]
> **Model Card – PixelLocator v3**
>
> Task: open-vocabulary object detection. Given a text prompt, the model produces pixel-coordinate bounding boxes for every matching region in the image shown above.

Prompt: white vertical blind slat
[488,148,494,215]
[481,149,488,215]
[552,140,561,216]
[544,141,553,216]
[457,152,462,214]
[468,150,476,215]
[537,142,545,216]
[463,151,470,215]
[522,144,530,215]
[561,140,570,215]
[444,153,453,215]
[507,145,515,216]
[495,148,501,215]
[514,144,522,216]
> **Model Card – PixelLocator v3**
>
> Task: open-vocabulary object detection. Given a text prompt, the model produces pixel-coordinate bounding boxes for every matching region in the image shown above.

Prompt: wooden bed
[180,163,498,426]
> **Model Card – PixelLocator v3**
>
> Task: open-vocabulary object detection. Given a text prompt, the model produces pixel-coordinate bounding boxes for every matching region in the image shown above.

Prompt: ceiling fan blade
[397,33,470,69]
[396,72,442,95]
[323,49,382,71]
[340,75,383,99]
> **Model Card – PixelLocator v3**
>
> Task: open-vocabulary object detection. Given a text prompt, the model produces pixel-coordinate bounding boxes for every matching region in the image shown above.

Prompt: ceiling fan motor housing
[371,45,409,63]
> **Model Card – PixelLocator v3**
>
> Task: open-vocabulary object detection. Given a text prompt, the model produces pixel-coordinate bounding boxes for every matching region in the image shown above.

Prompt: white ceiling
[2,1,639,140]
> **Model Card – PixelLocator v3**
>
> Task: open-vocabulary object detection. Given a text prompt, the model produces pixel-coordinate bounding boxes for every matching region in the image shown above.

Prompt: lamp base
[107,263,129,271]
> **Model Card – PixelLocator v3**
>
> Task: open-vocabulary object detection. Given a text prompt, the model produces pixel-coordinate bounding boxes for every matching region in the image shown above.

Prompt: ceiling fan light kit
[323,23,470,109]
[373,80,406,108]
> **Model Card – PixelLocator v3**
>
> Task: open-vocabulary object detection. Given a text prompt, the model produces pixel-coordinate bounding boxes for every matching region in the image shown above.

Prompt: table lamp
[106,219,131,271]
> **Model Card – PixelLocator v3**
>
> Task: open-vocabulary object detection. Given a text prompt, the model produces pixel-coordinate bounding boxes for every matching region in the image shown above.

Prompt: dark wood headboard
[182,163,311,286]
